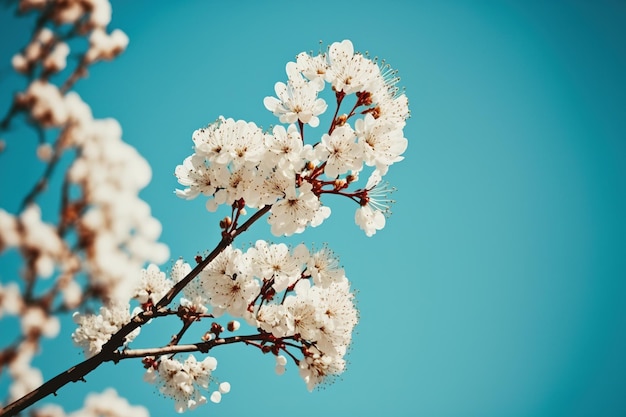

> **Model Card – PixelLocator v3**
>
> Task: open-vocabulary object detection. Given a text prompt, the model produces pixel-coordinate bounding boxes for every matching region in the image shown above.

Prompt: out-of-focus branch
[19,137,62,211]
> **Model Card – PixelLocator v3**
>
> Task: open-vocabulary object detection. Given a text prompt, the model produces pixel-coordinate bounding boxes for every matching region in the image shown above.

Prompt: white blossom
[326,40,381,95]
[295,51,330,85]
[264,62,327,127]
[69,388,149,417]
[355,113,408,175]
[72,302,140,357]
[317,125,363,178]
[85,28,129,63]
[247,241,308,293]
[42,42,70,73]
[201,246,258,316]
[134,263,172,306]
[17,80,68,127]
[354,171,394,237]
[306,246,345,287]
[268,182,331,236]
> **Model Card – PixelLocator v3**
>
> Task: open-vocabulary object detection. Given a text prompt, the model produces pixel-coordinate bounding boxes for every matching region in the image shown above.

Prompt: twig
[115,333,271,360]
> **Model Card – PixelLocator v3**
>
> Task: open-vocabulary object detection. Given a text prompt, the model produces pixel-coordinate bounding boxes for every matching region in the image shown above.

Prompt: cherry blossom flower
[295,51,330,86]
[268,182,331,236]
[134,263,172,307]
[326,40,381,95]
[76,388,150,417]
[317,125,363,178]
[263,124,308,174]
[201,248,258,317]
[298,347,346,392]
[306,246,345,287]
[85,28,129,63]
[174,154,228,200]
[264,62,327,127]
[354,171,394,236]
[355,113,408,175]
[247,241,308,292]
[17,80,68,127]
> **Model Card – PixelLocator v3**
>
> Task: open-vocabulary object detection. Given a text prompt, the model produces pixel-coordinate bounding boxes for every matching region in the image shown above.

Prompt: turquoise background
[1,1,626,416]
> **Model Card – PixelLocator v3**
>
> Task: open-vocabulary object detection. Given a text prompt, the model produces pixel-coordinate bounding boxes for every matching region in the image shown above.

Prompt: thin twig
[115,334,271,360]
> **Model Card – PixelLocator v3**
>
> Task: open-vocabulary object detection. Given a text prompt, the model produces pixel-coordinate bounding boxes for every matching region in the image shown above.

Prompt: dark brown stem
[60,55,88,93]
[327,90,345,135]
[168,320,193,347]
[0,101,19,132]
[298,120,304,141]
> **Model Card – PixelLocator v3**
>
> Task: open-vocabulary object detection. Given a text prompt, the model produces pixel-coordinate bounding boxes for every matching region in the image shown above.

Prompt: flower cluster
[71,302,140,358]
[144,355,228,413]
[131,241,358,408]
[63,91,170,302]
[176,39,408,237]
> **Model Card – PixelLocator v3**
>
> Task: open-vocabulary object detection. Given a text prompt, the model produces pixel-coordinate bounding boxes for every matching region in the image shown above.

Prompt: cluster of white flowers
[14,0,126,74]
[176,39,408,237]
[64,91,170,301]
[32,388,149,417]
[71,302,140,358]
[85,28,129,63]
[131,241,357,405]
[19,0,113,32]
[15,80,68,127]
[0,204,68,278]
[12,28,69,75]
[4,91,170,303]
[144,355,229,413]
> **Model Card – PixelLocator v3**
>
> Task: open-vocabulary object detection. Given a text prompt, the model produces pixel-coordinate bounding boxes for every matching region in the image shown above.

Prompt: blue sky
[1,1,626,416]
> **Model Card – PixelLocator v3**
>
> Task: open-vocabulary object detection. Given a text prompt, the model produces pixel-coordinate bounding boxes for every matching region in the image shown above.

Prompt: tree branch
[114,333,271,360]
[0,205,272,417]
[155,204,271,309]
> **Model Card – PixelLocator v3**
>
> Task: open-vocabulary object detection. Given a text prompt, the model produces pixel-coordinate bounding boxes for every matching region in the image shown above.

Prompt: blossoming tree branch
[0,2,408,416]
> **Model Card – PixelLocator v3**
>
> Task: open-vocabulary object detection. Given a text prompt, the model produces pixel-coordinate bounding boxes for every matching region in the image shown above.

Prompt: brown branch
[19,138,63,211]
[0,100,19,131]
[114,334,271,360]
[0,350,105,417]
[60,56,88,94]
[155,205,271,309]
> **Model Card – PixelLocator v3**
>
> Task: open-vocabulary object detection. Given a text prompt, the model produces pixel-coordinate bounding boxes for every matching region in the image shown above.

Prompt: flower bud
[227,320,240,332]
[219,216,232,229]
